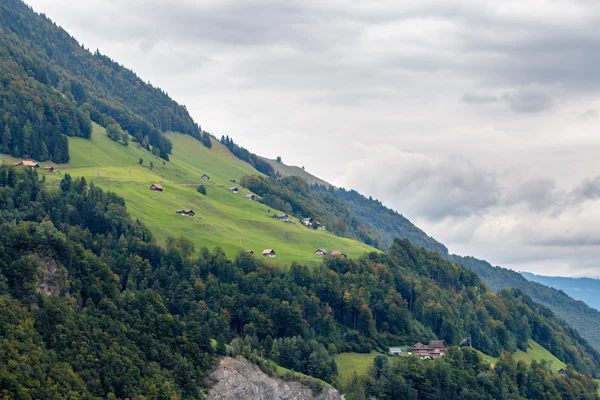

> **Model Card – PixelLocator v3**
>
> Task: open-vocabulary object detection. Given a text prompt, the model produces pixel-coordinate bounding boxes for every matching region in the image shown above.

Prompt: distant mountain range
[521,272,600,311]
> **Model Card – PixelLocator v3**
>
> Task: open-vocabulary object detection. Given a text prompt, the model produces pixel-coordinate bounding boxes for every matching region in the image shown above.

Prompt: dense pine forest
[0,166,598,398]
[0,0,203,161]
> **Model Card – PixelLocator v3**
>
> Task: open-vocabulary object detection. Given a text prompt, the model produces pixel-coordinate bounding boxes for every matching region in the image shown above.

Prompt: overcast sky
[25,0,600,277]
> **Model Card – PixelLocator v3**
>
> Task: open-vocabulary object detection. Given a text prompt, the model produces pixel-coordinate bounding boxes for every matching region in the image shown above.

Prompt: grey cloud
[462,89,554,113]
[579,109,599,120]
[572,176,600,201]
[502,89,553,113]
[462,92,500,104]
[509,179,559,211]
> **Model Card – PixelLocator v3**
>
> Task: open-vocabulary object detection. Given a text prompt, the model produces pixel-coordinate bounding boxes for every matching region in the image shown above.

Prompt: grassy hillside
[263,158,332,187]
[513,340,566,373]
[334,352,380,383]
[16,124,374,266]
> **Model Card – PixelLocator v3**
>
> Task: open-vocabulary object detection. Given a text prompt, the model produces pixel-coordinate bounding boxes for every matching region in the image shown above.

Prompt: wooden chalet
[245,194,256,200]
[262,249,276,258]
[150,183,164,192]
[330,250,347,258]
[302,217,314,226]
[315,249,327,256]
[43,166,55,172]
[557,368,567,375]
[244,250,254,255]
[175,209,195,217]
[201,174,210,180]
[14,160,39,168]
[228,187,238,193]
[412,340,448,359]
[275,214,289,222]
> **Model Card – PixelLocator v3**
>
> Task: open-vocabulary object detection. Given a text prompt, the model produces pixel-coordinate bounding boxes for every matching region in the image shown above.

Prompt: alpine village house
[262,249,276,258]
[150,183,164,192]
[412,340,448,359]
[175,209,195,217]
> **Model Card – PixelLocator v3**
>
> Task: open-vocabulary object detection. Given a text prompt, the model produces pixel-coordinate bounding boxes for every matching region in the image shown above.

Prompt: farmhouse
[43,166,55,172]
[201,174,210,180]
[330,250,347,258]
[175,209,195,217]
[412,340,447,359]
[302,217,314,226]
[262,249,276,258]
[245,194,256,201]
[275,214,289,222]
[150,183,164,192]
[228,187,238,193]
[315,249,328,256]
[14,160,39,168]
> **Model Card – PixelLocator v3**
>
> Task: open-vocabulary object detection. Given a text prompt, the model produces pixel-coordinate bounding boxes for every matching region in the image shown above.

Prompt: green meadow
[334,352,380,383]
[334,339,566,385]
[512,340,566,373]
[7,124,375,266]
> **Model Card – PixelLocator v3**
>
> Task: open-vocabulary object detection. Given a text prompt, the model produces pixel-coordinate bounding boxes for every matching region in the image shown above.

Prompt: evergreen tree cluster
[0,167,599,398]
[220,135,275,176]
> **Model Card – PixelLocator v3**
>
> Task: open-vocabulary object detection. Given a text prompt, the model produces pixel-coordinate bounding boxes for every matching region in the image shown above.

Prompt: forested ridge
[0,166,598,398]
[305,179,600,353]
[0,0,203,162]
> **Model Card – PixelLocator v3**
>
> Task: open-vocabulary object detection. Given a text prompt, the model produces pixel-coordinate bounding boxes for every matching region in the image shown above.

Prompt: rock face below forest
[207,357,342,400]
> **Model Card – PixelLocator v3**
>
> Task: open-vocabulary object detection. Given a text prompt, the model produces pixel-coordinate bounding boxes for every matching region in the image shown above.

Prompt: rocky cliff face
[207,357,343,400]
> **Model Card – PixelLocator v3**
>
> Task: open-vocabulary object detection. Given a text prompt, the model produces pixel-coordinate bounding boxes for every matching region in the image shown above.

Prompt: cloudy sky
[25,0,600,277]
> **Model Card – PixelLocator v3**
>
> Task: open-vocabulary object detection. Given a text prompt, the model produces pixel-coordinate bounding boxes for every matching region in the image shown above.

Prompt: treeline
[0,167,599,398]
[347,350,598,400]
[240,175,381,247]
[220,135,274,176]
[0,0,203,161]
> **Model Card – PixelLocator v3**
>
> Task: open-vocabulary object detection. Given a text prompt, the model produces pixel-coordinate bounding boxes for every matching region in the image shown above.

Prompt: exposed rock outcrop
[207,357,342,400]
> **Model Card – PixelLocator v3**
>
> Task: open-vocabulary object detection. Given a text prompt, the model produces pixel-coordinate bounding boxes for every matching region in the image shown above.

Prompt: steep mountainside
[0,0,202,160]
[522,272,600,311]
[1,168,599,398]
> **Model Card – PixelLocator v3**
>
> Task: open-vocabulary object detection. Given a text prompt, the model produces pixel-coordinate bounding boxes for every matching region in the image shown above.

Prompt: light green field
[512,340,566,373]
[7,125,375,266]
[334,352,380,383]
[263,157,332,187]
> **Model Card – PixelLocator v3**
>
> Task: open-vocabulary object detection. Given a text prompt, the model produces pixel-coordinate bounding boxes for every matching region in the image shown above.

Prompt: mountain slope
[17,123,375,266]
[0,0,201,160]
[522,272,600,311]
[2,168,599,398]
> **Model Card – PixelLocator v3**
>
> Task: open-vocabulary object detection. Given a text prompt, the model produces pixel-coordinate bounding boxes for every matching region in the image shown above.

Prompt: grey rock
[207,357,342,400]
